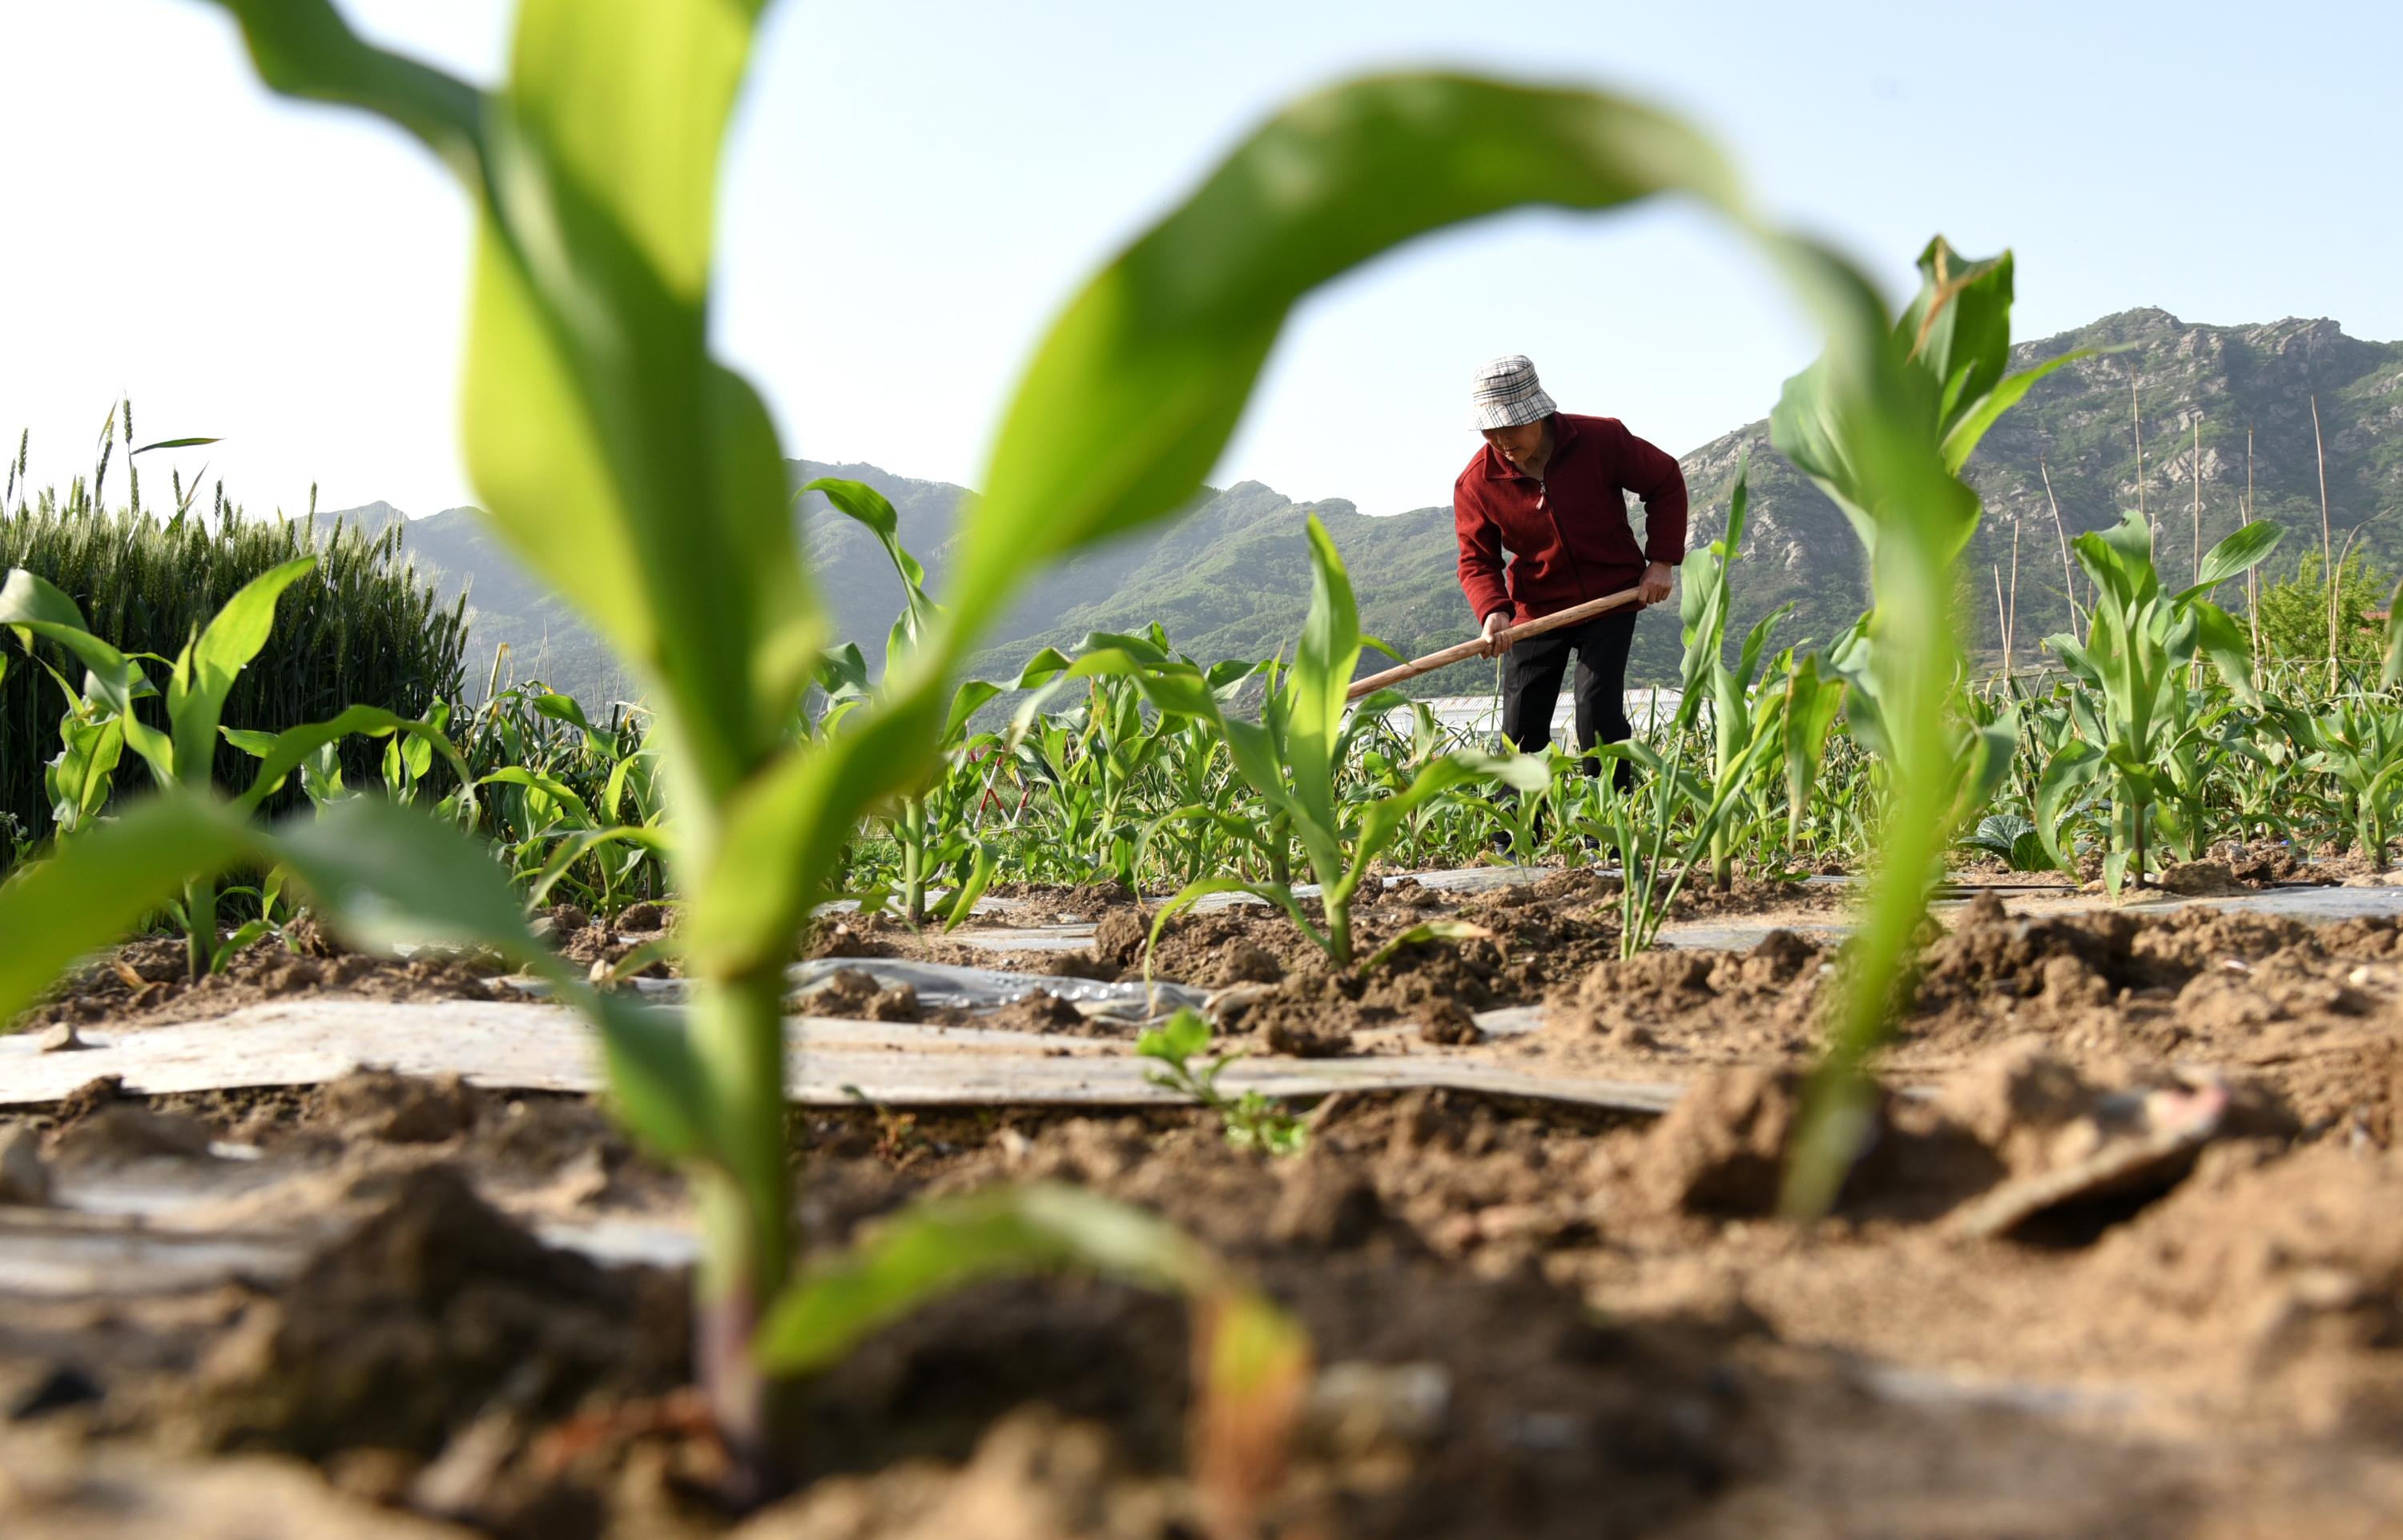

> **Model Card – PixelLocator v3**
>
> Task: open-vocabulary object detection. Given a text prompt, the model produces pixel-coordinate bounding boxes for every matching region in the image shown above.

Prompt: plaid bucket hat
[1468,354,1556,431]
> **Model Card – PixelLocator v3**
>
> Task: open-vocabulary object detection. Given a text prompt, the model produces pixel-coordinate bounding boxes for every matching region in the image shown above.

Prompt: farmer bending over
[1454,353,1686,786]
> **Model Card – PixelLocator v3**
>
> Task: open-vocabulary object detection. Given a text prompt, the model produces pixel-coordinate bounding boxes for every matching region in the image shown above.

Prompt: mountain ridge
[320,306,2403,706]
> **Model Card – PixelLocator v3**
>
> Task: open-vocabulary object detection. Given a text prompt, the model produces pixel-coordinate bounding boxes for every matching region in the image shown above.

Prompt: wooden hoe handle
[1343,585,1647,702]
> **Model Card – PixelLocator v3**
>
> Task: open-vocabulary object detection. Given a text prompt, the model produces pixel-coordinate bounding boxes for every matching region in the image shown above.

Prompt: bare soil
[10,875,2403,1535]
[8,1035,2403,1537]
[1531,891,2403,1136]
[15,934,512,1035]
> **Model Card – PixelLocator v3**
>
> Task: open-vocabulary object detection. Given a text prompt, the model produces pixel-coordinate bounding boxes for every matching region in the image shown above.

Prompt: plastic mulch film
[781,959,1208,1019]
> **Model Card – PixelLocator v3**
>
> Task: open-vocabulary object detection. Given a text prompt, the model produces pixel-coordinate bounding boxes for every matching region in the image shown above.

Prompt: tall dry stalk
[2132,369,2149,552]
[2040,456,2083,625]
[2005,513,2021,678]
[1991,565,2008,678]
[2246,427,2262,666]
[2190,415,2206,686]
[2314,394,2336,688]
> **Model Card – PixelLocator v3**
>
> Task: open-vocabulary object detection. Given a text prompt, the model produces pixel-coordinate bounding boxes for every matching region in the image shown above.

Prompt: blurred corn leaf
[0,794,252,1017]
[755,1182,1224,1376]
[936,74,1743,650]
[1768,239,2055,1216]
[186,0,1942,1450]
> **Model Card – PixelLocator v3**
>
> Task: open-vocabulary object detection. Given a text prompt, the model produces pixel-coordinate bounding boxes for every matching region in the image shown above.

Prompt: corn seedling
[2035,511,2280,891]
[0,5,1851,1490]
[1770,238,2094,1216]
[1,2,2074,1495]
[1576,460,1788,955]
[1084,516,1549,967]
[2,559,468,975]
[1138,1009,1309,1156]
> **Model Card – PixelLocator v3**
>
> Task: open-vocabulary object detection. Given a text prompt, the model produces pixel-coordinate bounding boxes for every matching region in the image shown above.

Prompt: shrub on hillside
[2253,550,2391,665]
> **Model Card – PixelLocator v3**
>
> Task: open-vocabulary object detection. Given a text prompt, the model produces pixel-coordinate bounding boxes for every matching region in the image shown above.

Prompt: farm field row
[8,8,2403,1535]
[8,867,2403,1534]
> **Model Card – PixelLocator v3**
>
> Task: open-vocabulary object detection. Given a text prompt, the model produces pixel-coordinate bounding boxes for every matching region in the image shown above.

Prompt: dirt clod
[0,1123,52,1206]
[1264,1014,1354,1059]
[1215,941,1284,987]
[1419,998,1482,1046]
[1089,908,1152,972]
[50,1104,216,1168]
[807,969,924,1023]
[1635,1067,1811,1216]
[196,1164,683,1460]
[313,1069,485,1144]
[1268,1160,1386,1249]
[984,990,1088,1034]
[615,902,668,933]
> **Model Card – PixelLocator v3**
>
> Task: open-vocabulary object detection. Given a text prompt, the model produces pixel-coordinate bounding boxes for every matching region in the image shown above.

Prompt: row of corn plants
[10,0,2403,1510]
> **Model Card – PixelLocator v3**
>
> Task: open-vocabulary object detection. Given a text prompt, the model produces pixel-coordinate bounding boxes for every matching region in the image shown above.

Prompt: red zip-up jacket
[1454,412,1689,625]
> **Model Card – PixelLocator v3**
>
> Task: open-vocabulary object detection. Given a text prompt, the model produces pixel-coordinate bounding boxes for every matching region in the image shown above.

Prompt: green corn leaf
[266,794,534,958]
[527,826,676,907]
[1350,750,1546,899]
[807,477,937,657]
[1141,804,1270,862]
[755,1182,1222,1376]
[2075,513,2162,609]
[1781,653,1846,844]
[944,681,1005,742]
[2034,741,2107,875]
[205,0,482,171]
[939,839,1000,933]
[1,569,150,722]
[2178,518,2285,600]
[1952,708,2021,827]
[210,0,817,790]
[168,554,316,789]
[1360,919,1496,975]
[477,766,600,828]
[1288,515,1362,844]
[210,918,277,974]
[1940,349,2101,472]
[2186,600,2261,707]
[1898,237,2013,429]
[0,793,256,1029]
[936,74,1745,651]
[532,691,605,740]
[229,705,469,813]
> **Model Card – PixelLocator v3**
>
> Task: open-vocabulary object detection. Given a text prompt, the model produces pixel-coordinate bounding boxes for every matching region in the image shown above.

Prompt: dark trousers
[1501,608,1639,790]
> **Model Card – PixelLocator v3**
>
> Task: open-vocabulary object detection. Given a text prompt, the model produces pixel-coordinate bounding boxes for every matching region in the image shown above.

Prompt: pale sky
[4,2,2395,524]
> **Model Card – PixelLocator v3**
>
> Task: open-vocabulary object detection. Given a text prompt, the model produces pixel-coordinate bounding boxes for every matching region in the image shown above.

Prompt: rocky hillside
[327,308,2403,704]
[1678,309,2403,676]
